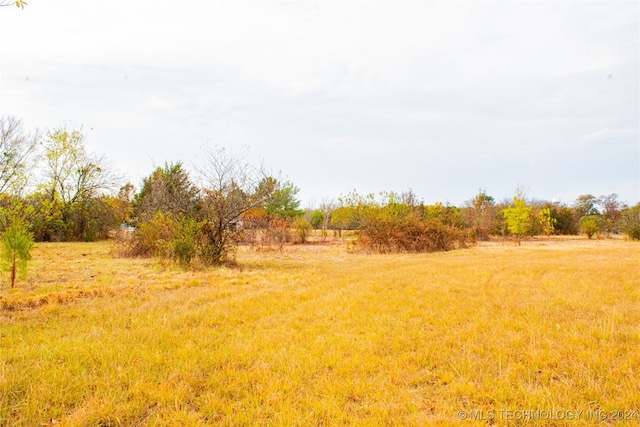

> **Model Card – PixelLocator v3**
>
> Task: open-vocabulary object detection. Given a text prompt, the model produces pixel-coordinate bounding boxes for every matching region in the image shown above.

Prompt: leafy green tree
[1,218,34,288]
[265,181,304,222]
[22,191,65,241]
[309,210,325,229]
[618,203,640,240]
[550,205,579,235]
[123,164,202,264]
[81,196,123,241]
[503,190,532,246]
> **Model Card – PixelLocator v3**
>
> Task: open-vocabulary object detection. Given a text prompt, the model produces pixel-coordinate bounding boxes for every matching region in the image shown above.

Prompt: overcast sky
[1,1,638,207]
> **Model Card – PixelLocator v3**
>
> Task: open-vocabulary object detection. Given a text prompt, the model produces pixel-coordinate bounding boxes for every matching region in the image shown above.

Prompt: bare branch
[0,116,40,196]
[194,146,279,264]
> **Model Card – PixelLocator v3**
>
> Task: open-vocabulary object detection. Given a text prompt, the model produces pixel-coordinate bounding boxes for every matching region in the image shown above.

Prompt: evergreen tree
[1,218,34,287]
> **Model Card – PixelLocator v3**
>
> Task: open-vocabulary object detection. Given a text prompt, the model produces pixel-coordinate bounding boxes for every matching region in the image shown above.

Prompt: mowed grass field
[1,237,639,426]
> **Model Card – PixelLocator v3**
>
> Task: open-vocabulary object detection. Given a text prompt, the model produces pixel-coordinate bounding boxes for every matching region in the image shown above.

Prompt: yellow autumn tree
[503,189,532,246]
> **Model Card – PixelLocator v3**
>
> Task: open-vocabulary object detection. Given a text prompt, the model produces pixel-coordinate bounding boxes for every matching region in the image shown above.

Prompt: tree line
[1,116,639,285]
[325,188,638,250]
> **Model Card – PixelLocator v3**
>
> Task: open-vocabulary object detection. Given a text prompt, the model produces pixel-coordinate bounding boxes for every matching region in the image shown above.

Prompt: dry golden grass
[1,237,639,426]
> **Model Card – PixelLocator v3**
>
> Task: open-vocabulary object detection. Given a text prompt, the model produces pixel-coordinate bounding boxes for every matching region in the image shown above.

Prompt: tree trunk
[11,256,16,288]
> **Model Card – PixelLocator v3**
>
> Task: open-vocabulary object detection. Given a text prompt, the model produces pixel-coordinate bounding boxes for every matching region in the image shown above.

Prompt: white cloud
[0,0,638,205]
[583,126,638,142]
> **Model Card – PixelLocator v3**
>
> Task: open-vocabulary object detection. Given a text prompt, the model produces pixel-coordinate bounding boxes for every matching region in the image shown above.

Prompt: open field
[1,238,639,426]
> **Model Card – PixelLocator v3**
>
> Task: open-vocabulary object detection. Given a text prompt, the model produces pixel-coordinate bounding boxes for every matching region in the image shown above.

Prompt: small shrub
[116,211,177,259]
[197,219,245,266]
[293,217,312,243]
[357,210,468,253]
[580,216,600,239]
[173,218,200,266]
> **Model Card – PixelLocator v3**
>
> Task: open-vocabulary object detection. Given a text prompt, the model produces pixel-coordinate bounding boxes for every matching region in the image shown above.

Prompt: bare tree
[196,147,278,264]
[599,193,625,231]
[463,189,496,241]
[319,198,336,236]
[0,116,40,196]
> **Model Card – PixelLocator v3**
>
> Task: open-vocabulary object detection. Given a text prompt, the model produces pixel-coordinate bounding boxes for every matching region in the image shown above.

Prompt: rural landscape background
[1,116,639,426]
[1,1,639,426]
